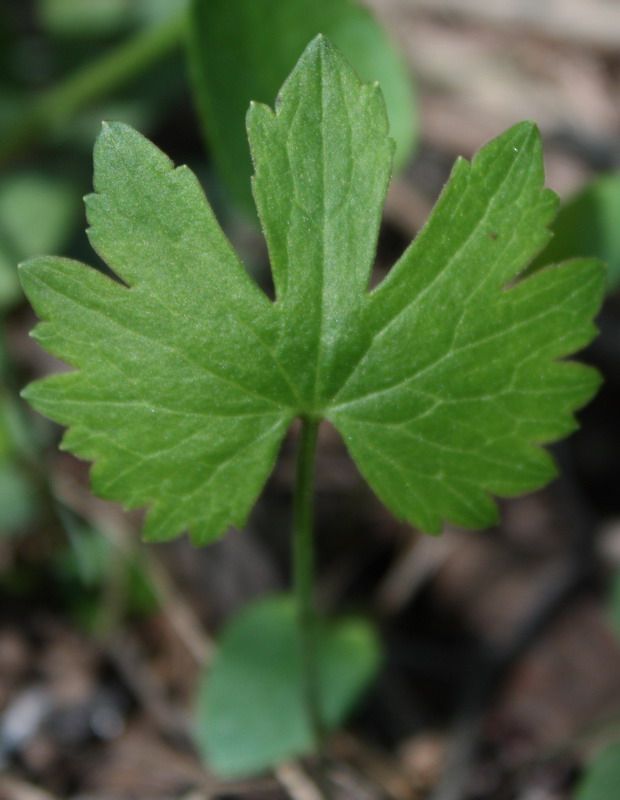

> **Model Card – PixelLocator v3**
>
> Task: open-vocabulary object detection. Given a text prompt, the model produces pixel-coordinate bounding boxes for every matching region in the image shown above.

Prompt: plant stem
[0,10,186,165]
[292,417,326,760]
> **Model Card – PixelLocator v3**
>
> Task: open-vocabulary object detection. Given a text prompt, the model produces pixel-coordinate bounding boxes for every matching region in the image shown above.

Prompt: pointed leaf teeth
[20,40,604,545]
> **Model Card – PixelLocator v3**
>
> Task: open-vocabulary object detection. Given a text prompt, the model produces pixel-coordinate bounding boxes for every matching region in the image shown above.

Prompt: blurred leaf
[0,173,78,310]
[0,261,20,313]
[608,569,620,642]
[196,594,381,777]
[574,742,620,800]
[54,520,158,631]
[0,414,8,459]
[186,0,417,216]
[0,386,14,460]
[65,98,156,149]
[534,173,620,287]
[0,459,36,534]
[59,520,114,587]
[136,0,188,25]
[0,91,26,132]
[571,575,620,797]
[0,387,37,534]
[39,0,187,37]
[0,173,77,255]
[125,557,158,615]
[38,0,132,38]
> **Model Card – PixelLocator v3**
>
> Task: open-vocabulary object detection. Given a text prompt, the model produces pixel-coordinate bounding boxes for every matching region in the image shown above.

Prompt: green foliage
[39,0,132,36]
[571,574,620,797]
[21,37,604,545]
[38,0,187,37]
[54,521,158,630]
[610,571,620,638]
[0,434,36,534]
[195,595,380,777]
[534,173,620,288]
[186,0,416,215]
[0,173,77,311]
[0,345,37,533]
[573,742,620,800]
[0,460,34,534]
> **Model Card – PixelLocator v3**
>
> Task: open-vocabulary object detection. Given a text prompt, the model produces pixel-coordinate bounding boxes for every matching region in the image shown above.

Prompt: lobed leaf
[532,172,620,288]
[0,172,77,312]
[21,36,605,544]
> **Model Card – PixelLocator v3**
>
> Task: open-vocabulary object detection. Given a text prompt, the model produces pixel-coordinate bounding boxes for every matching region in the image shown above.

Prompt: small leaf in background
[20,38,605,543]
[0,173,78,311]
[186,0,416,215]
[0,387,37,534]
[136,0,188,26]
[0,396,34,534]
[195,595,380,777]
[38,0,132,37]
[37,0,187,37]
[609,570,620,638]
[533,173,620,287]
[0,460,36,535]
[571,571,620,797]
[573,742,620,800]
[54,520,158,631]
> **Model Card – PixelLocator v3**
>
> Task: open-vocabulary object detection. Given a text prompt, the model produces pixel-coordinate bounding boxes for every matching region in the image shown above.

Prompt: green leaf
[533,173,620,288]
[38,0,186,37]
[0,173,78,311]
[0,382,36,533]
[573,743,620,800]
[54,520,158,630]
[0,460,36,535]
[195,594,380,777]
[38,0,131,36]
[20,37,604,544]
[608,571,620,639]
[186,0,416,215]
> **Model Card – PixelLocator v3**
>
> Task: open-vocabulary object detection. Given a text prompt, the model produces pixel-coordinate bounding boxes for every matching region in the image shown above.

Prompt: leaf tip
[298,32,338,65]
[18,256,48,297]
[19,382,33,403]
[95,120,146,159]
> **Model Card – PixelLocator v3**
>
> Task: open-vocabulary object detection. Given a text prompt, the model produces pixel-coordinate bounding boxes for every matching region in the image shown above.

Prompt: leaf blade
[327,123,605,532]
[19,122,299,545]
[195,595,380,778]
[249,36,393,404]
[20,38,605,546]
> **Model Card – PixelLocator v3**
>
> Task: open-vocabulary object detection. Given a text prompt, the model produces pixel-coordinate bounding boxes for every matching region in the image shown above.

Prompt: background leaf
[0,390,36,534]
[573,742,620,800]
[195,594,380,777]
[186,0,416,216]
[0,173,78,311]
[38,0,187,37]
[533,173,620,288]
[0,460,36,535]
[38,0,132,37]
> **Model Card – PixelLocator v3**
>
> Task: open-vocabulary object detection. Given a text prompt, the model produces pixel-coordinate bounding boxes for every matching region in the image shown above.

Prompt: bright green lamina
[21,37,605,545]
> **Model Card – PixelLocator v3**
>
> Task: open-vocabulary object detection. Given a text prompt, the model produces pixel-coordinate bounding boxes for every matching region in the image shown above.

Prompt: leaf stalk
[292,416,329,786]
